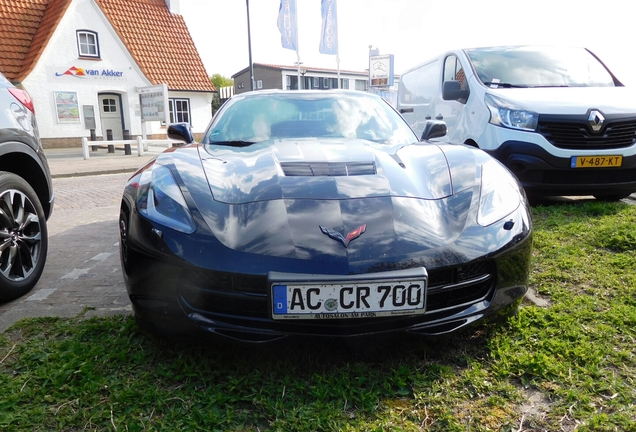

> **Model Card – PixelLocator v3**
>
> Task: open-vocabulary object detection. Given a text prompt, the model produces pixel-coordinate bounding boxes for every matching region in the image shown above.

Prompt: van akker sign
[54,66,125,78]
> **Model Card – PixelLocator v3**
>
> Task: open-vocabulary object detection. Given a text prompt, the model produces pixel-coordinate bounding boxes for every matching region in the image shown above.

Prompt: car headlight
[478,159,521,227]
[485,93,538,131]
[136,164,196,234]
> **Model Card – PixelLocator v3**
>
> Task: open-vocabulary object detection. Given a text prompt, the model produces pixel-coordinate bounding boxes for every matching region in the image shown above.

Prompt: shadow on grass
[136,316,498,372]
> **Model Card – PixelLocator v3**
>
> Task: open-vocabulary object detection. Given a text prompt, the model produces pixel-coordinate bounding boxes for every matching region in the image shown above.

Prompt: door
[397,59,439,139]
[98,93,124,140]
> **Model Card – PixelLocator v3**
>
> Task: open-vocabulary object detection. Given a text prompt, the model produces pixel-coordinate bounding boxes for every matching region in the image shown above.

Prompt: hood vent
[281,161,377,177]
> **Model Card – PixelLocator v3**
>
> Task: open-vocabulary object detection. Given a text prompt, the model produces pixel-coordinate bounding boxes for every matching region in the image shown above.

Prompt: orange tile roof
[0,0,214,92]
[95,0,214,92]
[0,0,72,82]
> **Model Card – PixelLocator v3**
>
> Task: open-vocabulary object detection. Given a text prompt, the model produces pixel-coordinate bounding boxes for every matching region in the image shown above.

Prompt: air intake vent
[280,161,377,177]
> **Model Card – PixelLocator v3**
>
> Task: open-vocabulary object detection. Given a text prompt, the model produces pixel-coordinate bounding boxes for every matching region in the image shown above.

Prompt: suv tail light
[8,88,35,114]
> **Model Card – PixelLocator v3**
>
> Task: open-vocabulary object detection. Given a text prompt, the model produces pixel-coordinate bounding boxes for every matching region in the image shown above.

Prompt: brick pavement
[0,147,166,332]
[0,171,134,332]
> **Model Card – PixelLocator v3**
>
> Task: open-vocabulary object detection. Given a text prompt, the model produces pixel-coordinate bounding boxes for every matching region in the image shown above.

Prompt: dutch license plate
[570,155,622,168]
[271,279,426,320]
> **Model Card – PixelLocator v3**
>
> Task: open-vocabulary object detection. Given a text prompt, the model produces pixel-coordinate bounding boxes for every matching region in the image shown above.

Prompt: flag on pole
[278,0,298,51]
[319,0,338,55]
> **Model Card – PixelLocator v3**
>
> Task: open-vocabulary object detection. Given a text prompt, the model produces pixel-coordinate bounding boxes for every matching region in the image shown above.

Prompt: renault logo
[588,110,605,132]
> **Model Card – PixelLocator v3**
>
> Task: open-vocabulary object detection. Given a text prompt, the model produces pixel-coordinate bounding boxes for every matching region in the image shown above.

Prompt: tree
[210,73,233,90]
[210,74,234,115]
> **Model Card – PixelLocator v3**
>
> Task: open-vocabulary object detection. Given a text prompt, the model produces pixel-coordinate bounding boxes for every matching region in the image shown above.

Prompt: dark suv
[0,71,53,301]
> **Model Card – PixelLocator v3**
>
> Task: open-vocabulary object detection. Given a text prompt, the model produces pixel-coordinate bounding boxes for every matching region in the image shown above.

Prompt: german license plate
[271,279,426,320]
[570,155,622,168]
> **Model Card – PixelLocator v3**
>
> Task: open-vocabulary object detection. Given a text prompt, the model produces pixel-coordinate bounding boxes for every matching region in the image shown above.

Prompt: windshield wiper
[209,140,255,147]
[482,82,529,88]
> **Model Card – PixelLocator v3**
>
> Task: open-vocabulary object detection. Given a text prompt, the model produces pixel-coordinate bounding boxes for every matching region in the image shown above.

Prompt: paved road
[0,173,132,332]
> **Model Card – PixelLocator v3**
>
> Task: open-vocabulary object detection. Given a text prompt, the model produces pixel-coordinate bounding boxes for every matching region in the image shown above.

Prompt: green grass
[2,201,636,431]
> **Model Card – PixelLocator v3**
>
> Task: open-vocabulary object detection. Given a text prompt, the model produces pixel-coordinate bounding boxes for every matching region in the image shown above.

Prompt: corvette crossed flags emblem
[319,224,367,248]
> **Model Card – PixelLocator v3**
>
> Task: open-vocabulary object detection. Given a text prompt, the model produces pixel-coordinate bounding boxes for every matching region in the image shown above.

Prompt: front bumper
[126,233,532,342]
[487,141,636,196]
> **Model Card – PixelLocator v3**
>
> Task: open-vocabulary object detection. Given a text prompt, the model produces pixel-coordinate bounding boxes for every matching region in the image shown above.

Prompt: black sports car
[119,90,532,342]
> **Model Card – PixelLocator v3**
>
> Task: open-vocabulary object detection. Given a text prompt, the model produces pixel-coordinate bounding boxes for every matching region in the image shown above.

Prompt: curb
[51,167,140,179]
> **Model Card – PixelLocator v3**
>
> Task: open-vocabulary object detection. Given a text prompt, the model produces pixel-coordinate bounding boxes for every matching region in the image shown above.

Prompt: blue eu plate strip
[273,285,288,314]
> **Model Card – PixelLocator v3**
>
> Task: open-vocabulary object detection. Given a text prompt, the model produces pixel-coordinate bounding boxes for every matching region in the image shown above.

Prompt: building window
[77,30,100,58]
[341,78,349,89]
[285,75,298,90]
[169,98,190,124]
[102,98,117,113]
[313,77,320,88]
[257,80,263,89]
[355,79,368,91]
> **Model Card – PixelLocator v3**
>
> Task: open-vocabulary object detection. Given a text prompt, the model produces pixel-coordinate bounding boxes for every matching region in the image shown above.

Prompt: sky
[179,0,635,86]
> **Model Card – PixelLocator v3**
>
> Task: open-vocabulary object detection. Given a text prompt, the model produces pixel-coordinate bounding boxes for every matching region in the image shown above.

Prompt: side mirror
[167,122,195,144]
[421,120,447,141]
[442,80,469,102]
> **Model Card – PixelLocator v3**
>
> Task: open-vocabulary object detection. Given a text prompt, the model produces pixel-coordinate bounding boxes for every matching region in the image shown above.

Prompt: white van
[397,45,636,200]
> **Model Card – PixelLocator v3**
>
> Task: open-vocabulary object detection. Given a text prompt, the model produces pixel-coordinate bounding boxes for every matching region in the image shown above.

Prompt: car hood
[152,142,508,271]
[200,138,474,204]
[487,86,636,115]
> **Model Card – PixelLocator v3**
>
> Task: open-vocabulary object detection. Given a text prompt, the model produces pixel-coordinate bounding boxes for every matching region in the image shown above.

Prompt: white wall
[169,91,213,133]
[23,0,212,142]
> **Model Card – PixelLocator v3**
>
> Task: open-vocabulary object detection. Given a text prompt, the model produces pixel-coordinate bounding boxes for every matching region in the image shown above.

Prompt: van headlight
[478,159,521,227]
[485,93,538,131]
[136,164,196,234]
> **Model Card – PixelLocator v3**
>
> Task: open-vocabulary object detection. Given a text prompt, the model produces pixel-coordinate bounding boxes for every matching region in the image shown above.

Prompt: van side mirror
[442,80,469,102]
[421,120,447,141]
[167,122,195,144]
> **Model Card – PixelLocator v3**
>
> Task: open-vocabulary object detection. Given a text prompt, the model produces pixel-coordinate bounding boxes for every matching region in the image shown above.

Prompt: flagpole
[295,1,300,90]
[246,0,254,91]
[335,0,340,89]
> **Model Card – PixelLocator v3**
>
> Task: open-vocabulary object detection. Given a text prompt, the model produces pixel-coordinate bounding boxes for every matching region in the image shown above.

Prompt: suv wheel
[0,172,48,301]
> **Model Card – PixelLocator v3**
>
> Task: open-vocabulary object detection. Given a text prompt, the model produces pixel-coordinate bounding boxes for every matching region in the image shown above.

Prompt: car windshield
[205,91,418,146]
[465,46,617,88]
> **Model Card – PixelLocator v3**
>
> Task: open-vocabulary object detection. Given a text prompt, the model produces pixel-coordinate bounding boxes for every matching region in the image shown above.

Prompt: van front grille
[538,116,636,150]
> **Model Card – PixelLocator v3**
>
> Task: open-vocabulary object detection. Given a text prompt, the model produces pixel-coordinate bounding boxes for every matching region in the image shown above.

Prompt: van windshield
[465,46,617,88]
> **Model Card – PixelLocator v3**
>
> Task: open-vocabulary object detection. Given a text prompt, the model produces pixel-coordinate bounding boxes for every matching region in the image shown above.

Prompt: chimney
[165,0,180,14]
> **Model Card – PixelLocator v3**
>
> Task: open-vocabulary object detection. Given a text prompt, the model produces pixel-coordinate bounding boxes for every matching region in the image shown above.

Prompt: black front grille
[180,260,495,320]
[185,271,266,294]
[538,117,636,150]
[281,161,377,177]
[426,261,494,312]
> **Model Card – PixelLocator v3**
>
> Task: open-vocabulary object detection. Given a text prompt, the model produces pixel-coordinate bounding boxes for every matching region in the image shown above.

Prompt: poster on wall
[54,91,80,123]
[138,84,169,123]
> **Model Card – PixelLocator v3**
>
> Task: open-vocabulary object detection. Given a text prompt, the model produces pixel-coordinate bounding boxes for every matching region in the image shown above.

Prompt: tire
[0,172,48,301]
[119,208,131,274]
[593,193,633,201]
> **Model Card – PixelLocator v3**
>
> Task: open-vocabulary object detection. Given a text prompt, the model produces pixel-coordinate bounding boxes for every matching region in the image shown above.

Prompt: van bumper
[485,141,636,197]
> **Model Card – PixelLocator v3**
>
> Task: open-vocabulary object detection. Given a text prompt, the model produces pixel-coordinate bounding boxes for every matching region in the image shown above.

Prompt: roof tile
[95,0,214,92]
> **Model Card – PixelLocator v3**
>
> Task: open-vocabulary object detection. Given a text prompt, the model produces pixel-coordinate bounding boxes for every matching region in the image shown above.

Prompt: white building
[0,0,214,147]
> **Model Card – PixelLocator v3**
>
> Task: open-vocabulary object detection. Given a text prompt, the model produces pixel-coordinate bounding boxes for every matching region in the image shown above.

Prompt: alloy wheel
[0,189,42,282]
